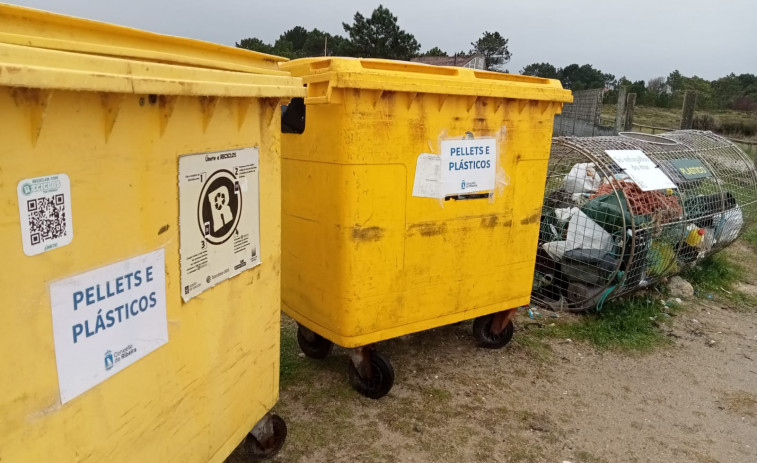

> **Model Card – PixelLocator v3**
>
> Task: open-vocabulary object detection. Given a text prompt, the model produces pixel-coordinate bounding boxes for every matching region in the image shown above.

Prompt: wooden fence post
[624,93,637,131]
[680,90,697,129]
[615,86,628,132]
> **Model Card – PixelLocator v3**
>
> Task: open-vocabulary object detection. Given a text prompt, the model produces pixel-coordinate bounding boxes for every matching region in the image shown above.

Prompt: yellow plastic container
[280,58,572,349]
[0,5,303,463]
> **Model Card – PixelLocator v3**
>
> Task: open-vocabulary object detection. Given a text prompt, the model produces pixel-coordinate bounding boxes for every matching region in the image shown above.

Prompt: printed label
[17,174,73,256]
[669,158,712,180]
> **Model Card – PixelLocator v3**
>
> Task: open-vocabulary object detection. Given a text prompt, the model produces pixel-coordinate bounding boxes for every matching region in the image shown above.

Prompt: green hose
[595,271,625,312]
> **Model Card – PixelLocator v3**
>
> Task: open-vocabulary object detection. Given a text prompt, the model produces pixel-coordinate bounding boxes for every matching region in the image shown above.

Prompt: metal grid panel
[560,89,604,124]
[532,130,757,311]
[553,88,611,137]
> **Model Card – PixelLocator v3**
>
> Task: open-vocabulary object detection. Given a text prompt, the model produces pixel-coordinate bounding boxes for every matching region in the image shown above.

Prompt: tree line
[237,4,755,113]
[521,63,757,112]
[236,5,511,71]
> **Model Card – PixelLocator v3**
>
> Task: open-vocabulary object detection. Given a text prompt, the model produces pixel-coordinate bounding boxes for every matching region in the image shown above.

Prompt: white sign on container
[440,138,497,195]
[49,249,168,404]
[178,147,261,302]
[412,153,442,198]
[605,149,677,191]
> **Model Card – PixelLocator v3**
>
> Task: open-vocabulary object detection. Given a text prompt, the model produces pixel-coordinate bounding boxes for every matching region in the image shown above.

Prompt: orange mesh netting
[592,179,683,222]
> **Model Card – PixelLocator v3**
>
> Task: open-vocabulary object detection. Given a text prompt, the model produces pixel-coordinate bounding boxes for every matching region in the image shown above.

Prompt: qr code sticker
[27,194,67,245]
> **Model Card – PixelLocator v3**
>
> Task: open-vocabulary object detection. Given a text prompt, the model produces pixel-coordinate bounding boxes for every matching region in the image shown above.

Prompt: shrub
[720,120,757,137]
[692,114,719,131]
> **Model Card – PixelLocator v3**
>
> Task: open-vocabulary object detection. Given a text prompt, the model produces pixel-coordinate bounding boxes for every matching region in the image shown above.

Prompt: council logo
[104,350,114,371]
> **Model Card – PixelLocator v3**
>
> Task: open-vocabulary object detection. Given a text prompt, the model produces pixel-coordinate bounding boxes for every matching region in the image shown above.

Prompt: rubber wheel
[473,315,514,349]
[245,414,287,460]
[296,324,333,359]
[347,350,395,399]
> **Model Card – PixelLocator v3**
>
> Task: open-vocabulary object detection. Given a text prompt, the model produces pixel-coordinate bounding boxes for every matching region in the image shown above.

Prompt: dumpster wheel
[472,314,514,349]
[296,323,334,359]
[245,413,287,460]
[347,349,395,399]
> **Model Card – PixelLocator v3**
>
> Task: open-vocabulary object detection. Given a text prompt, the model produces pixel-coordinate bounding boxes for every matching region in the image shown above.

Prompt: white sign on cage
[605,150,677,191]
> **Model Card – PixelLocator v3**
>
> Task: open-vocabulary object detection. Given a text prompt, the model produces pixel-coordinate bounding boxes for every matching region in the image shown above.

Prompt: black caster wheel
[296,323,333,359]
[244,414,287,460]
[472,315,514,349]
[347,350,395,399]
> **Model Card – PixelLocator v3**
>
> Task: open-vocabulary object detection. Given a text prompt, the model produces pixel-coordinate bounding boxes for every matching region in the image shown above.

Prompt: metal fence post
[680,90,697,129]
[624,93,637,131]
[615,86,628,132]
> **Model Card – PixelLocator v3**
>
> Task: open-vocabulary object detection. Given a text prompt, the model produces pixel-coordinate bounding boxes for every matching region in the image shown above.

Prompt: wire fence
[555,90,757,161]
[596,119,757,160]
[554,89,616,137]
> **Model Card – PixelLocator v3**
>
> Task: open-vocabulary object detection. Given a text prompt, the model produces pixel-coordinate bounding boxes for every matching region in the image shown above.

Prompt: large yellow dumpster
[280,57,572,398]
[0,5,304,462]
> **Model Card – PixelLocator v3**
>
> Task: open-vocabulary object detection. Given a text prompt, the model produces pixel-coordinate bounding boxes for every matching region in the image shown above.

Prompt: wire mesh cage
[532,130,757,312]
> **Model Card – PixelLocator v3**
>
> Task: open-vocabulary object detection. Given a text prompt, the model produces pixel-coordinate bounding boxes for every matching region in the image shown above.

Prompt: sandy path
[225,293,756,463]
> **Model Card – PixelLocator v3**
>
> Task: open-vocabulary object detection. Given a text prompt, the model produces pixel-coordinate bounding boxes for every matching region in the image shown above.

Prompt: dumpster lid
[0,4,306,98]
[0,3,288,76]
[279,57,573,104]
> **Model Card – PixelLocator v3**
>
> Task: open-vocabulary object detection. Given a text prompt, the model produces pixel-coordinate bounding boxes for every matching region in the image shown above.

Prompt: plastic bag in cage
[542,207,614,261]
[563,163,601,194]
[713,206,743,245]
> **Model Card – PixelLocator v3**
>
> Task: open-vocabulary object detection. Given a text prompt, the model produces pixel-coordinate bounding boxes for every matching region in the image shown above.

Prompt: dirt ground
[227,250,757,463]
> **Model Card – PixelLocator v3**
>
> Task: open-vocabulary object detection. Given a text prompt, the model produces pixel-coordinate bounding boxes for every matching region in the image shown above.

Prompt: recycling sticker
[178,148,261,302]
[198,169,242,245]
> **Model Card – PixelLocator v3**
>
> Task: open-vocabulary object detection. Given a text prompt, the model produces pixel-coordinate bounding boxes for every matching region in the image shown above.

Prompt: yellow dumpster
[280,57,572,398]
[0,5,304,462]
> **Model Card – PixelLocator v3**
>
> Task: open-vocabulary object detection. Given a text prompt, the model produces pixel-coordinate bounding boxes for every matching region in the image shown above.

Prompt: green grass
[278,321,302,388]
[741,224,757,251]
[679,248,756,311]
[521,236,755,351]
[520,292,681,352]
[558,296,680,351]
[680,253,743,294]
[279,318,335,389]
[601,104,682,129]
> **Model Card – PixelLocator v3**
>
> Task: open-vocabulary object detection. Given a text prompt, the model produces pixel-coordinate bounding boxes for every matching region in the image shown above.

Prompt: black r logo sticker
[197,169,241,245]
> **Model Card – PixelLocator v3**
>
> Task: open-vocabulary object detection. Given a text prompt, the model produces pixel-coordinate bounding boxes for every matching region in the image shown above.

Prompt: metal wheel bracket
[298,324,317,343]
[348,345,374,380]
[250,413,275,443]
[491,309,516,335]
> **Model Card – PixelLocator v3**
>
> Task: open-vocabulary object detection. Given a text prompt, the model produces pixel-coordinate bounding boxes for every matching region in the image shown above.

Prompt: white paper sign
[17,173,73,256]
[605,150,677,191]
[178,147,261,302]
[49,249,168,403]
[440,138,497,195]
[412,153,442,198]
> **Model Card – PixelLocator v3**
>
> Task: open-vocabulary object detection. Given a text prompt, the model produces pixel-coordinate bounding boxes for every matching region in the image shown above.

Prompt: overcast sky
[5,0,756,81]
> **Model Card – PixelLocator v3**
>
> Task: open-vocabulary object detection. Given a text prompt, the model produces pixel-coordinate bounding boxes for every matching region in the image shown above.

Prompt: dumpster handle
[445,193,492,201]
[360,59,459,76]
